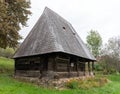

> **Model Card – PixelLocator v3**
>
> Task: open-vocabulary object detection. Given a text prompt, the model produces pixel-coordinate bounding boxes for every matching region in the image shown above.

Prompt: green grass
[0,57,14,74]
[0,74,55,94]
[0,57,120,94]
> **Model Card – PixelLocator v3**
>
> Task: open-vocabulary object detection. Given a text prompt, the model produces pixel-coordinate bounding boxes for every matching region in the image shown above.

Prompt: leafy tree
[107,37,120,57]
[0,0,31,49]
[86,30,102,57]
[101,37,120,73]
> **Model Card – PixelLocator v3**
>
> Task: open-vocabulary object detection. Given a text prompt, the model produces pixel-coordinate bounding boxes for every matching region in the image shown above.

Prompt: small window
[30,61,34,65]
[73,32,75,35]
[63,27,66,30]
[71,63,74,67]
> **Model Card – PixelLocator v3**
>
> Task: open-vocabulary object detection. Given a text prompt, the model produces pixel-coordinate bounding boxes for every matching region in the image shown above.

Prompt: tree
[107,37,120,57]
[0,0,31,49]
[101,37,120,73]
[86,30,102,57]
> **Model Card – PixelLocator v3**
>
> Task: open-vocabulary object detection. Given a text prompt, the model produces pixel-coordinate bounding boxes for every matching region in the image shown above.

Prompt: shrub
[65,77,109,89]
[98,55,119,74]
[94,63,103,71]
[65,79,79,89]
[0,47,15,58]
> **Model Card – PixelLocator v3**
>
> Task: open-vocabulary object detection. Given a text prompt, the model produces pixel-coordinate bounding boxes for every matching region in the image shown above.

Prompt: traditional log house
[14,7,96,78]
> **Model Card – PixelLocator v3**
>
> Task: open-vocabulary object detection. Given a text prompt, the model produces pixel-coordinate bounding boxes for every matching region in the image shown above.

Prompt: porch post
[88,62,90,75]
[39,57,42,78]
[83,63,85,76]
[76,58,79,76]
[67,57,71,77]
[53,56,57,71]
[92,62,94,75]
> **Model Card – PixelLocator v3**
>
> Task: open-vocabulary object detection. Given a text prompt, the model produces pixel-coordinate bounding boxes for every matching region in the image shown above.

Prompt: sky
[20,0,120,44]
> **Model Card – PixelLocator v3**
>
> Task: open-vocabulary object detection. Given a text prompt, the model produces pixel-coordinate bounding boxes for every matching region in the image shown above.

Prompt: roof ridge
[44,7,71,25]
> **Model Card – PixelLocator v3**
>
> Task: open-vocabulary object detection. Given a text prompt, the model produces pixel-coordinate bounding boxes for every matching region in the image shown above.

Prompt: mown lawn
[0,57,120,94]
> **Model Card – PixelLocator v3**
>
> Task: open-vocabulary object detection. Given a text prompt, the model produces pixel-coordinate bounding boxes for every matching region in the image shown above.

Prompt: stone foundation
[15,70,94,88]
[15,70,40,77]
[15,70,92,79]
[14,74,94,89]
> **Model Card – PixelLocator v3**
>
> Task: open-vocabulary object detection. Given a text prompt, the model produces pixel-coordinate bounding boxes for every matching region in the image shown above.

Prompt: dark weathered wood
[44,56,48,71]
[55,56,69,72]
[56,56,69,61]
[48,57,54,71]
[92,62,94,75]
[53,56,57,71]
[39,57,42,78]
[88,62,90,75]
[15,53,95,78]
[83,63,85,76]
[67,57,71,77]
[76,59,79,76]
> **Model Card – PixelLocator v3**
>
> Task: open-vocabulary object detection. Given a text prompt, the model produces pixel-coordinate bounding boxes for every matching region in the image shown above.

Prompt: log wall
[15,54,94,78]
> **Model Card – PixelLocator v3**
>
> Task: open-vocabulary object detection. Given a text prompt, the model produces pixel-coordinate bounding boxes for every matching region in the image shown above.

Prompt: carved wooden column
[88,62,90,75]
[83,63,85,76]
[53,56,57,72]
[39,57,42,78]
[92,62,94,75]
[76,58,79,76]
[67,57,71,77]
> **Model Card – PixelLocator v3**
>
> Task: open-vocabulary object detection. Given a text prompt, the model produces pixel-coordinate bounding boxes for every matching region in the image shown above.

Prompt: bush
[0,47,15,58]
[94,63,103,71]
[65,79,79,89]
[98,55,119,74]
[65,77,109,89]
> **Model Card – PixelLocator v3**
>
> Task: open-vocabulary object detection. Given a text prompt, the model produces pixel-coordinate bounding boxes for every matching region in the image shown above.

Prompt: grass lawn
[0,57,120,94]
[0,57,14,74]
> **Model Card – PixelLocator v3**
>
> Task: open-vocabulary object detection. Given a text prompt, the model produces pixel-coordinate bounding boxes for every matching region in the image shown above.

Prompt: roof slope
[14,7,96,61]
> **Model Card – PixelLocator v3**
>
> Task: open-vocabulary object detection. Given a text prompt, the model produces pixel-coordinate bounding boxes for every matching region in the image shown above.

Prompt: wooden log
[55,55,69,72]
[67,57,70,77]
[53,56,57,71]
[48,57,54,71]
[76,59,79,76]
[56,56,69,61]
[39,57,42,78]
[88,62,90,75]
[92,62,94,75]
[83,63,85,76]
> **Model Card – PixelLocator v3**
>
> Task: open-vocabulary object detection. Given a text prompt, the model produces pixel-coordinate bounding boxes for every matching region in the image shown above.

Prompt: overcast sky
[20,0,120,44]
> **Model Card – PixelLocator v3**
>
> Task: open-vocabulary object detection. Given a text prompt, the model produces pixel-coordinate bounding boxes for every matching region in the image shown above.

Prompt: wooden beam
[76,58,79,76]
[88,62,90,75]
[56,56,69,61]
[53,57,57,72]
[67,57,71,77]
[92,62,94,75]
[83,63,85,76]
[39,57,42,78]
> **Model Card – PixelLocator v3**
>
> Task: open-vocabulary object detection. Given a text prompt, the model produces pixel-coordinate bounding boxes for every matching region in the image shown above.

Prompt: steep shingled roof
[14,7,96,61]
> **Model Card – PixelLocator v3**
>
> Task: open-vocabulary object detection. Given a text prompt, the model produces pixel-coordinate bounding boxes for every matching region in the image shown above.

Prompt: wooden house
[13,7,96,78]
